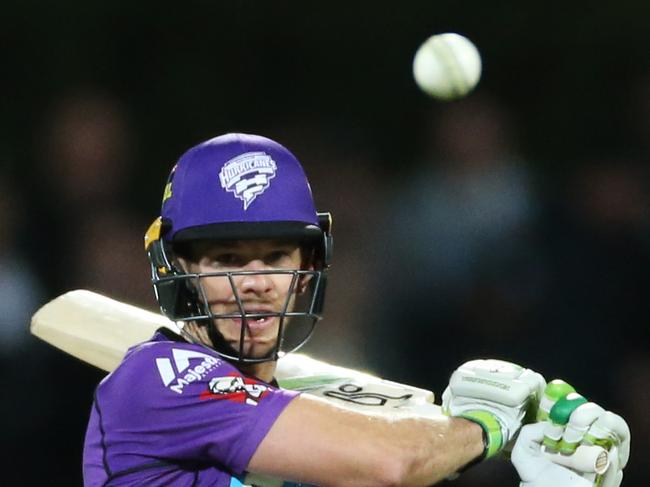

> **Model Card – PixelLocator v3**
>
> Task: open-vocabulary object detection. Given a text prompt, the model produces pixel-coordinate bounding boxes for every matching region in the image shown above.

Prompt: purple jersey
[83,330,299,486]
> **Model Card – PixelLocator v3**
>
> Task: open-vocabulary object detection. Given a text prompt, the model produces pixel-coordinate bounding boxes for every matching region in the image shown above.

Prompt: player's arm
[248,392,484,487]
[250,359,545,487]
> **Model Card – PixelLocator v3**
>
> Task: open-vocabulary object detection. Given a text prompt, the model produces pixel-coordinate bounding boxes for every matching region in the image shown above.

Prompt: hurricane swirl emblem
[219,152,277,209]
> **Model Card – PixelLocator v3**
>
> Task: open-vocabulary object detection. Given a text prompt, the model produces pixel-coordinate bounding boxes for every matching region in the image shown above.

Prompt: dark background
[1,1,649,485]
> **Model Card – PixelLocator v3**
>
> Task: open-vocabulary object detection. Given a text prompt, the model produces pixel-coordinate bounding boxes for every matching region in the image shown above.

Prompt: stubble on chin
[184,317,281,361]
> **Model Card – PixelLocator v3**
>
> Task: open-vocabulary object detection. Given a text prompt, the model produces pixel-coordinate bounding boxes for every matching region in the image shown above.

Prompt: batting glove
[442,359,546,459]
[513,380,630,487]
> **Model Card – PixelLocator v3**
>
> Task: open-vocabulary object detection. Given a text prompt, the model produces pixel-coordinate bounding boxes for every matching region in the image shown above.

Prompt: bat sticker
[324,383,413,407]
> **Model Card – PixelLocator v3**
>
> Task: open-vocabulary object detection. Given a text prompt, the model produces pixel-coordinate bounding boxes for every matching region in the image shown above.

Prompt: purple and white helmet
[145,133,332,363]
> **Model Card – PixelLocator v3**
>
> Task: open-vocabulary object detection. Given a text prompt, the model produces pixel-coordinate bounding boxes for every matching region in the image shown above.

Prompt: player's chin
[227,338,278,359]
[217,318,279,353]
[232,333,277,345]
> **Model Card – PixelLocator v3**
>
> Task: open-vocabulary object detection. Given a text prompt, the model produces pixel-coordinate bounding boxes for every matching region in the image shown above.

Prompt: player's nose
[238,260,274,295]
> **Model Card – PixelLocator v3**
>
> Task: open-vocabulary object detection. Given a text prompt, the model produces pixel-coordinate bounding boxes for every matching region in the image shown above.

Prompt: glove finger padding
[442,359,546,458]
[599,445,622,487]
[584,413,630,487]
[534,380,630,487]
[555,402,606,454]
[512,423,593,487]
[585,412,630,469]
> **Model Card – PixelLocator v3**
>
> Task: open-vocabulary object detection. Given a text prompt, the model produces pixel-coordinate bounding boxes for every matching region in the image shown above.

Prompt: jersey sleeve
[95,341,299,475]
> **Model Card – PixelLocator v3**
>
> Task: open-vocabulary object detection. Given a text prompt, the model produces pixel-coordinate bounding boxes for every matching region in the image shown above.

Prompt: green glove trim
[542,436,560,450]
[557,438,580,455]
[584,433,614,450]
[544,380,576,402]
[459,410,503,459]
[549,393,588,425]
[537,380,576,422]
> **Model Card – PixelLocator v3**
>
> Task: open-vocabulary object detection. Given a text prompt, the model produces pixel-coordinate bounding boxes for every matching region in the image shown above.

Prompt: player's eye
[211,253,240,267]
[264,250,291,266]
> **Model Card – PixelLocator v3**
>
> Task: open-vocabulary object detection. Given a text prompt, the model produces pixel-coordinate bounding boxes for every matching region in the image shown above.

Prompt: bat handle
[543,444,609,474]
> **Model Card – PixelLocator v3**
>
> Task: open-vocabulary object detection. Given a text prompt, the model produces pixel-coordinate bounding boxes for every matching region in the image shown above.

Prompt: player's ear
[297,276,311,294]
[297,263,315,294]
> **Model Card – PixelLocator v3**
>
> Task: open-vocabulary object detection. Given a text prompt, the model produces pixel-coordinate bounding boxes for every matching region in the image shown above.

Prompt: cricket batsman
[82,133,630,486]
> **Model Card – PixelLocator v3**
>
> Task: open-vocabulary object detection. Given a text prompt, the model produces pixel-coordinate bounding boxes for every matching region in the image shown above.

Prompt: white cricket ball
[412,33,482,101]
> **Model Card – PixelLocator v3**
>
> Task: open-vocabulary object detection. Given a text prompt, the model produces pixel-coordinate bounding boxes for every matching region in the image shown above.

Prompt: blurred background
[1,0,649,484]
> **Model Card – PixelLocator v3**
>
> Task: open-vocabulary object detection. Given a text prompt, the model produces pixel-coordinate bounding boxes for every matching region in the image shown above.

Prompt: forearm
[249,394,484,487]
[392,415,484,486]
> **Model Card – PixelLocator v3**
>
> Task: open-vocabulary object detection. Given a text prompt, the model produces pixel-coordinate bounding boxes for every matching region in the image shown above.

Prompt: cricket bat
[31,290,178,372]
[30,290,438,415]
[30,290,607,474]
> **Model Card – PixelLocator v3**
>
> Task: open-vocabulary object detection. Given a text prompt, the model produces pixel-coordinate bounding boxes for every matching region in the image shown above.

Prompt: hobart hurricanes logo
[219,152,277,210]
[156,348,222,394]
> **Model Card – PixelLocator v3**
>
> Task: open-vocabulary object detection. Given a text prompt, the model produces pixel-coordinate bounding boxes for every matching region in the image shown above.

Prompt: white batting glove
[513,380,631,487]
[442,359,546,459]
[512,422,592,486]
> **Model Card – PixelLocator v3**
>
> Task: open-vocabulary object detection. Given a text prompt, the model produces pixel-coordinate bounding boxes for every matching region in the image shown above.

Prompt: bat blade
[30,290,177,371]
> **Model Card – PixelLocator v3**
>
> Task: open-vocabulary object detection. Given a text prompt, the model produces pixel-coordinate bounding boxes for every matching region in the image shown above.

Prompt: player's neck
[239,361,277,383]
[181,322,278,382]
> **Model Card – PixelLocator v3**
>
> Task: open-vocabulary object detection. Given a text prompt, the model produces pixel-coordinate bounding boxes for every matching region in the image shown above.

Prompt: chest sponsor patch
[155,348,223,394]
[201,373,270,406]
[219,151,277,210]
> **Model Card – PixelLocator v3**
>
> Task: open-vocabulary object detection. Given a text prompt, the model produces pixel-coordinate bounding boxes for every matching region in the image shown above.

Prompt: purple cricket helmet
[162,133,323,243]
[145,133,333,363]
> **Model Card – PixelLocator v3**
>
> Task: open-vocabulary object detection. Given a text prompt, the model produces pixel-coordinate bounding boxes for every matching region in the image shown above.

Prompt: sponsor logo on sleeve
[200,373,270,406]
[219,152,277,210]
[155,348,223,394]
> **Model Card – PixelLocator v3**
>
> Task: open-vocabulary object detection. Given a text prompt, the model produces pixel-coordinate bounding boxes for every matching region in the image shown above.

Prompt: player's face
[179,239,305,359]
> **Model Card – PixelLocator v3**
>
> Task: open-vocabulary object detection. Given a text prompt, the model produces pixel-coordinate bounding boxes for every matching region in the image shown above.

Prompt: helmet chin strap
[205,320,244,361]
